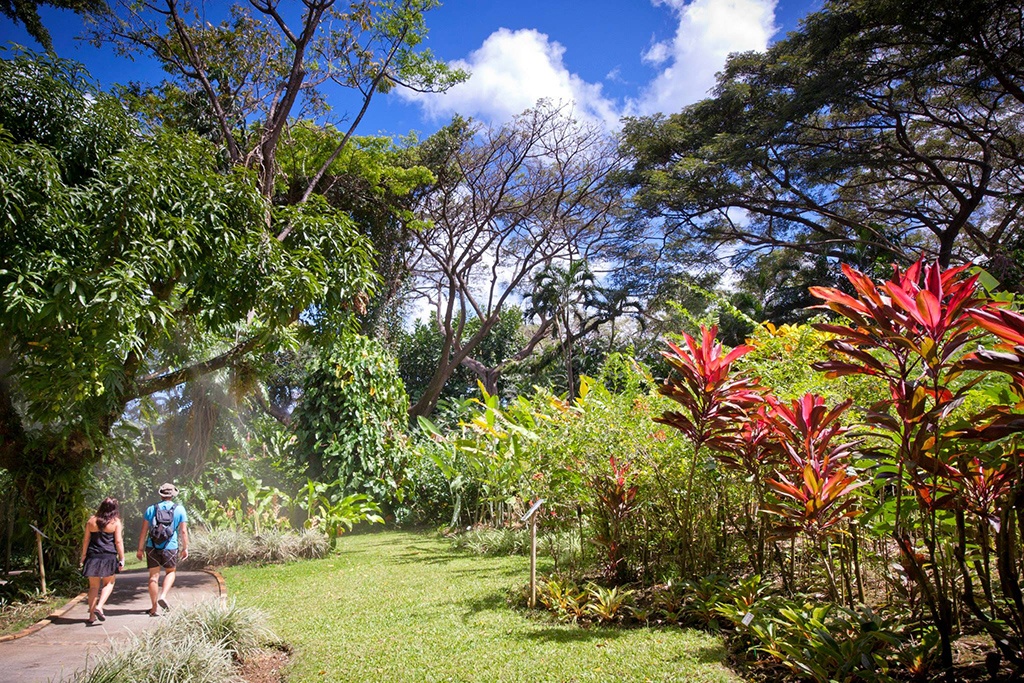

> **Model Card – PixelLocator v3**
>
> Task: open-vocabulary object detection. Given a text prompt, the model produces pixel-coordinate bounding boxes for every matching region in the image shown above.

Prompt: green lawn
[222,531,740,683]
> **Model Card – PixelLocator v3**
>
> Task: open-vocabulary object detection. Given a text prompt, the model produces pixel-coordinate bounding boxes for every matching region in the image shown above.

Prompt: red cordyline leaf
[968,306,1024,347]
[709,412,779,474]
[764,463,865,537]
[959,458,1014,530]
[764,394,852,468]
[657,325,765,446]
[881,259,983,338]
[808,286,872,321]
[761,393,866,537]
[815,258,984,358]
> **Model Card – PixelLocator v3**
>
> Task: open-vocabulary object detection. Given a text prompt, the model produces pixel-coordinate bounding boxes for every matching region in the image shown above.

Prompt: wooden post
[4,497,13,576]
[529,513,538,609]
[520,498,544,610]
[34,527,46,595]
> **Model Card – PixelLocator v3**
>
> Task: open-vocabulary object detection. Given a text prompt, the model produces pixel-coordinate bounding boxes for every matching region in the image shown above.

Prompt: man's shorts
[146,548,178,569]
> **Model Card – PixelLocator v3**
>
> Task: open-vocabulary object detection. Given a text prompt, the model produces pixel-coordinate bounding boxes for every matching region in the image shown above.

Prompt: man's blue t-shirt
[144,501,188,550]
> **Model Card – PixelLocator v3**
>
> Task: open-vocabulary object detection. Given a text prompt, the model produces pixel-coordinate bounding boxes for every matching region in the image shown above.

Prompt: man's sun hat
[158,483,178,497]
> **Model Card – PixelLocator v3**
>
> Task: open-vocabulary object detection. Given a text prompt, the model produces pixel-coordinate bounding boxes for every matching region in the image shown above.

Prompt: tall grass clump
[65,600,276,683]
[67,631,234,683]
[184,528,329,568]
[296,528,330,559]
[164,599,278,660]
[185,529,256,568]
[449,527,531,556]
[254,529,298,564]
[450,528,583,563]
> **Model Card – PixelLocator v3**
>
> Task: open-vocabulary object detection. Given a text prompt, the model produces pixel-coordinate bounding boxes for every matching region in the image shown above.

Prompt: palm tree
[525,260,598,398]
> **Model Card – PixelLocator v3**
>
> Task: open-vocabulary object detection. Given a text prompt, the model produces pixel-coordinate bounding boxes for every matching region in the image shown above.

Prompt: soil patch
[240,648,290,683]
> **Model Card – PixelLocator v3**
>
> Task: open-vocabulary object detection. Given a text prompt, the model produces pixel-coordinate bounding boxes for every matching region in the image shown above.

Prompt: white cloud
[634,0,778,115]
[641,41,672,66]
[398,28,620,130]
[400,0,778,129]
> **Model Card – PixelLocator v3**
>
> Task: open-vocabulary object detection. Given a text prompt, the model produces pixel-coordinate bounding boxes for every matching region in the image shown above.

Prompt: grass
[222,531,740,683]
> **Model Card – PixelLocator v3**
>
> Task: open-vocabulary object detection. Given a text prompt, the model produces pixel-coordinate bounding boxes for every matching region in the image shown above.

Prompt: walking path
[0,569,222,682]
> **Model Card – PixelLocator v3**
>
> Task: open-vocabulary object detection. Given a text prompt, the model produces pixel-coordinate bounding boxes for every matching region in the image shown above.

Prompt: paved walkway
[0,569,222,682]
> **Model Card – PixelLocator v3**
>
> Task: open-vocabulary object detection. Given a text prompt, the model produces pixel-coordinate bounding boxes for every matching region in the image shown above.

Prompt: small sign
[28,524,48,539]
[521,498,545,522]
[741,612,755,626]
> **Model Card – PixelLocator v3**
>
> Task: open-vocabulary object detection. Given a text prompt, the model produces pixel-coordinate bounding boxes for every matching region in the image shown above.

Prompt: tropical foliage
[3,1,1024,679]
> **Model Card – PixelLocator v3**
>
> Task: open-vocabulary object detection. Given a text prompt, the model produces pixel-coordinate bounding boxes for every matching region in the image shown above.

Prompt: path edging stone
[0,567,226,642]
[200,568,228,604]
[0,592,88,643]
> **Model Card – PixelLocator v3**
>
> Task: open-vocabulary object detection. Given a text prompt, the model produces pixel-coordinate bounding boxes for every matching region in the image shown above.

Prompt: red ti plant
[761,393,865,601]
[592,456,639,582]
[966,306,1024,398]
[809,259,992,674]
[656,325,765,448]
[958,304,1024,669]
[655,325,766,573]
[713,409,780,573]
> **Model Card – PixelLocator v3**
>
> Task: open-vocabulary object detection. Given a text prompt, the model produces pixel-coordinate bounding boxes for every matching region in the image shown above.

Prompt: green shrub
[0,565,85,606]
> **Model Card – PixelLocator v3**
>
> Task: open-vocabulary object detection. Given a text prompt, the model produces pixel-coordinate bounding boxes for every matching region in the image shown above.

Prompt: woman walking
[79,497,125,624]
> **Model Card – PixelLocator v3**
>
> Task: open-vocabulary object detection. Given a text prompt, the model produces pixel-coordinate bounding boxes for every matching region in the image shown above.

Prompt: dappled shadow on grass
[329,546,367,556]
[512,625,628,643]
[458,590,509,618]
[443,566,522,579]
[675,639,732,666]
[391,544,469,566]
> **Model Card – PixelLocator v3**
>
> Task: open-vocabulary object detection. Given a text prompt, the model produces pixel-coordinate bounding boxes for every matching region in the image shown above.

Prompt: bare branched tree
[94,0,463,209]
[406,102,624,417]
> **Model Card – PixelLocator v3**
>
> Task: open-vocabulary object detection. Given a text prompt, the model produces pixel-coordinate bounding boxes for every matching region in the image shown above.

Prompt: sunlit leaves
[0,53,378,431]
[809,259,988,495]
[655,324,765,447]
[760,394,865,539]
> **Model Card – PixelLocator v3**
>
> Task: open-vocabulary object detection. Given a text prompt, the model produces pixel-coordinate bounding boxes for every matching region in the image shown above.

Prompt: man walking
[137,482,188,616]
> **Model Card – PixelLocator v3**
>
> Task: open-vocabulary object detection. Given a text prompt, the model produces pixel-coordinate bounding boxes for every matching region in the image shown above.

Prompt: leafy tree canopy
[0,50,376,558]
[93,0,465,200]
[619,0,1024,276]
[0,0,106,52]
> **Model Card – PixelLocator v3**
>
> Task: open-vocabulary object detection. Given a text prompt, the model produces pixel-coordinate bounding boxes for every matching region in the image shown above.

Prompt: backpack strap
[150,502,177,549]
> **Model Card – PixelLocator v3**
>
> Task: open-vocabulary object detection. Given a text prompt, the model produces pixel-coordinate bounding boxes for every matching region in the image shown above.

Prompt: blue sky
[1,0,821,136]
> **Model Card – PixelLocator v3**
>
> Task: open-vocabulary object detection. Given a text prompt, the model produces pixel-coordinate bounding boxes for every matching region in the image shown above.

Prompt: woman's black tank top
[87,528,117,556]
